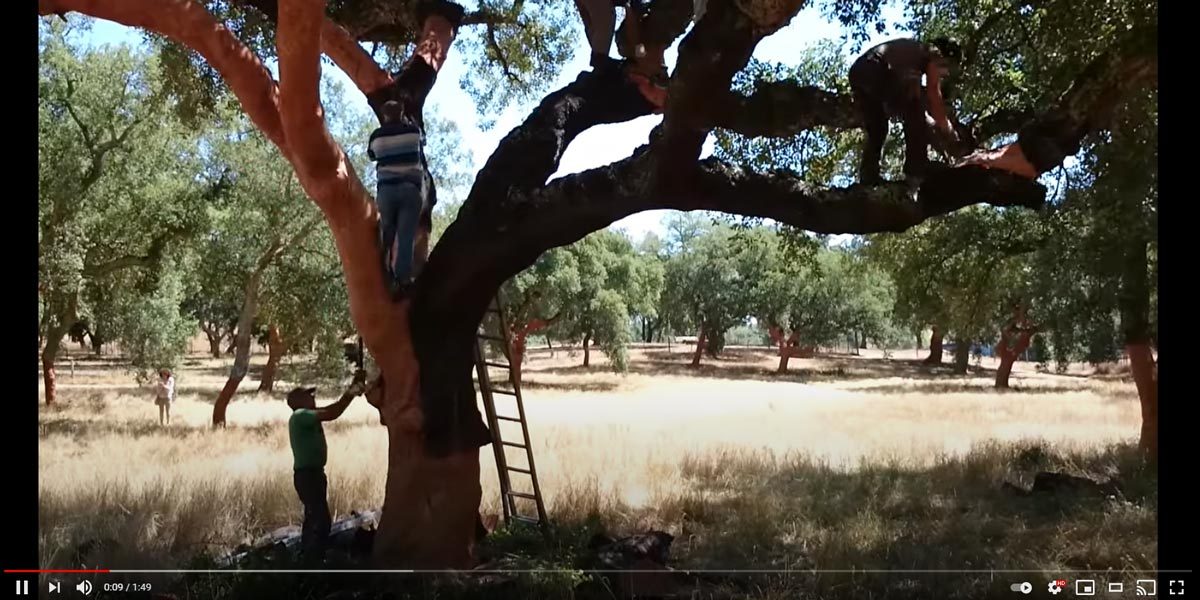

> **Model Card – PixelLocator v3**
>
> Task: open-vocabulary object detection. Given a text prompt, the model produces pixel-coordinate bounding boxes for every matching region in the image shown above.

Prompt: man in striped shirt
[368,99,426,297]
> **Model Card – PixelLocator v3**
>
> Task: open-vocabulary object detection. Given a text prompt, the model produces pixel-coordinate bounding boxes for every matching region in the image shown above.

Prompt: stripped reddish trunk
[995,330,1035,388]
[511,328,528,385]
[42,344,58,406]
[1127,342,1157,459]
[41,321,70,406]
[924,326,944,364]
[213,271,263,426]
[1119,233,1155,461]
[691,327,706,367]
[258,324,283,392]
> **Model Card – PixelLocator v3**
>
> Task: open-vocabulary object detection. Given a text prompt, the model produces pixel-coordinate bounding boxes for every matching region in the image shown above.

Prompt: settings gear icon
[1048,580,1065,594]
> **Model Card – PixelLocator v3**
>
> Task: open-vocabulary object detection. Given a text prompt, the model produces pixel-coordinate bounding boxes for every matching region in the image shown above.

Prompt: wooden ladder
[473,295,548,527]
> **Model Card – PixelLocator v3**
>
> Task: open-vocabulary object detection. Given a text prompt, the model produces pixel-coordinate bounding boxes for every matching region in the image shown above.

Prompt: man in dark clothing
[849,37,962,183]
[287,370,366,565]
[574,0,668,111]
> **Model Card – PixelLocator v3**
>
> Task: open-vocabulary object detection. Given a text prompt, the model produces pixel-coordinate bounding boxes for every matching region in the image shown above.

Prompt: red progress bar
[4,569,110,573]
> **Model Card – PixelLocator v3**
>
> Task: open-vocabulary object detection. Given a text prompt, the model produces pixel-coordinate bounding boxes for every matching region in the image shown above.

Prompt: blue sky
[73,3,910,240]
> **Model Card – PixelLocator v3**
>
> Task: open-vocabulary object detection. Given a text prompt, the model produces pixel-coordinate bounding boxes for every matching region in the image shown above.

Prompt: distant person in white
[155,368,176,426]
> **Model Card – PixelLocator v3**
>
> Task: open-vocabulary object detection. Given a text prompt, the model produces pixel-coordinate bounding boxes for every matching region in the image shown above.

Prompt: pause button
[15,579,30,595]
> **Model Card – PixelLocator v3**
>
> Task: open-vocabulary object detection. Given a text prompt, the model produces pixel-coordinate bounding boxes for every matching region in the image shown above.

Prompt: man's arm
[925,62,952,134]
[316,370,367,422]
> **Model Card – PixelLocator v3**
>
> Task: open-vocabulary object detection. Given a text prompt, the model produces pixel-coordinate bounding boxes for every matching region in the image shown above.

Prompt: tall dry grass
[38,346,1154,597]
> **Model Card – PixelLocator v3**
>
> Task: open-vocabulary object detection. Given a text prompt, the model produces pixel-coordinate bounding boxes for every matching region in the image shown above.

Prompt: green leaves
[457,1,576,129]
[40,19,215,375]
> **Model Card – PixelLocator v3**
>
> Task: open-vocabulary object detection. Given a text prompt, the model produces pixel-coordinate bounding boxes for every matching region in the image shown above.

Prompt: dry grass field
[37,341,1155,598]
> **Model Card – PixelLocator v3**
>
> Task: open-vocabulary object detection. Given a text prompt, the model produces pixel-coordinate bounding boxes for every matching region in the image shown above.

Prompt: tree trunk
[204,326,224,359]
[42,331,64,406]
[691,327,706,367]
[511,328,528,386]
[41,307,74,405]
[952,338,971,374]
[258,324,284,392]
[924,326,945,364]
[995,335,1034,388]
[213,270,264,426]
[771,326,798,373]
[582,330,591,367]
[995,310,1036,389]
[1128,342,1157,459]
[1118,234,1155,461]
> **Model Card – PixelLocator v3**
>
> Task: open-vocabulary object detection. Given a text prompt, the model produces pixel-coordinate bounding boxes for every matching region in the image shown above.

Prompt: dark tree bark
[924,326,945,364]
[691,327,706,367]
[1119,236,1156,461]
[582,330,591,368]
[953,338,971,374]
[202,323,226,358]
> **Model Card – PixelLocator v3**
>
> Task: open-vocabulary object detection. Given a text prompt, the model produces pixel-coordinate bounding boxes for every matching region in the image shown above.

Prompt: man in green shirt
[286,369,367,564]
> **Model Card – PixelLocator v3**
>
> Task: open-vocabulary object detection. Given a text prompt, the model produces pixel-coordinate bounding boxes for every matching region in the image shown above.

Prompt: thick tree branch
[655,1,803,173]
[82,232,172,278]
[321,18,394,94]
[276,0,339,180]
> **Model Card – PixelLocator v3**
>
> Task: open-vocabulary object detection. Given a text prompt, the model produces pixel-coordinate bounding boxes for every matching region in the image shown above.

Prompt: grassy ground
[37,343,1155,598]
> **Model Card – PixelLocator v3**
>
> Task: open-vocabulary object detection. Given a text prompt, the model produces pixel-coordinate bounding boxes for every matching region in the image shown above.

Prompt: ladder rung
[496,415,523,422]
[491,388,518,396]
[500,441,527,449]
[510,515,539,524]
[484,361,511,369]
[507,491,538,500]
[506,466,532,474]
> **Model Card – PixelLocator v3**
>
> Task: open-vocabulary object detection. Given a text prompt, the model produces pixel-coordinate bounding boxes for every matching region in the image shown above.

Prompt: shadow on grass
[529,353,998,387]
[517,379,623,393]
[37,417,282,440]
[850,382,1092,395]
[39,414,377,441]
